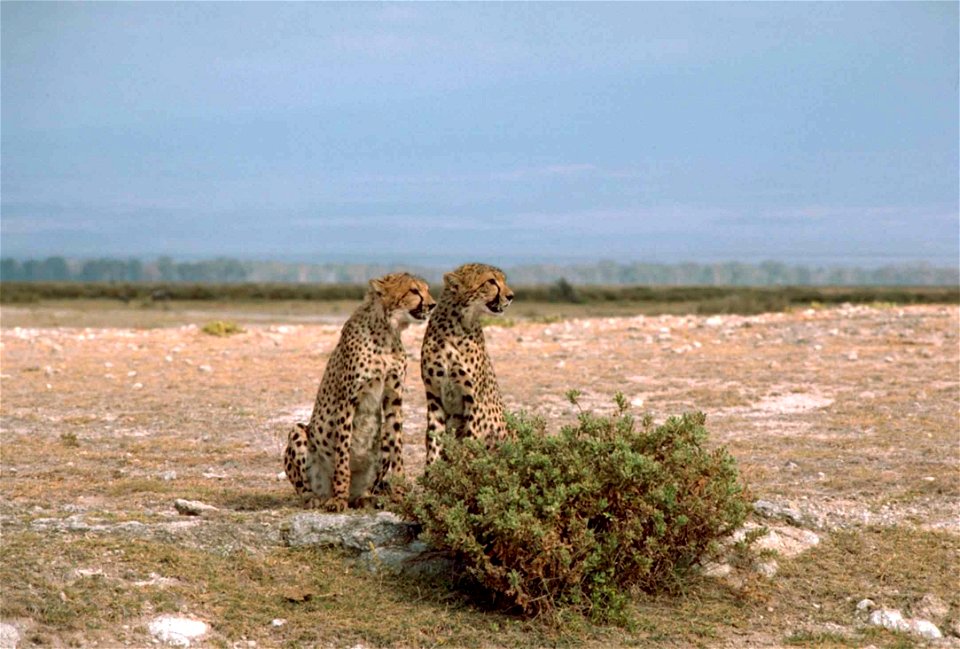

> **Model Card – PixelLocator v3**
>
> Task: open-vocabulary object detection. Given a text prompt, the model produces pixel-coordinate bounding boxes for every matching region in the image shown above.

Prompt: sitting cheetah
[421,263,514,464]
[284,273,436,511]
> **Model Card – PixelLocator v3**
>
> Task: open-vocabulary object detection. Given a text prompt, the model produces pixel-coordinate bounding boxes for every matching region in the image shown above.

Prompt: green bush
[402,395,750,623]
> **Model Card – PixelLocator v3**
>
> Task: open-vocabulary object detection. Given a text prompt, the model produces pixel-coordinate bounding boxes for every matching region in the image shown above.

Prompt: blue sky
[2,2,957,267]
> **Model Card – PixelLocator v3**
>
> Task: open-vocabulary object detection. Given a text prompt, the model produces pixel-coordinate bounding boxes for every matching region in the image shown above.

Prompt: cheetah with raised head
[284,273,436,511]
[421,262,514,464]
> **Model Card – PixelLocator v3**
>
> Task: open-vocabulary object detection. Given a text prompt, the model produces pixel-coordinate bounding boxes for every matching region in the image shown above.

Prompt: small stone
[148,615,209,647]
[868,609,943,640]
[846,351,858,361]
[870,609,908,633]
[755,559,779,577]
[908,619,943,640]
[700,562,732,578]
[753,499,808,527]
[270,619,286,627]
[630,397,644,408]
[856,598,876,612]
[174,499,218,516]
[161,470,177,481]
[276,471,287,481]
[128,370,137,377]
[198,365,213,373]
[132,382,143,390]
[0,622,20,649]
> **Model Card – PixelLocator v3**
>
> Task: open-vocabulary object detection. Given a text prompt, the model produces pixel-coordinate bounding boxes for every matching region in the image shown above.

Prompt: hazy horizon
[2,3,958,268]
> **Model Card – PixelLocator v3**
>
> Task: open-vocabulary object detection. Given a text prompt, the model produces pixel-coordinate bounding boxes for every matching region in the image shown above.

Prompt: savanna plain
[1,294,958,648]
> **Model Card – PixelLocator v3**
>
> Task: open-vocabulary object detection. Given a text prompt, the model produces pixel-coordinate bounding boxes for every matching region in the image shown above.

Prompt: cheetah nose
[504,292,514,302]
[426,302,437,311]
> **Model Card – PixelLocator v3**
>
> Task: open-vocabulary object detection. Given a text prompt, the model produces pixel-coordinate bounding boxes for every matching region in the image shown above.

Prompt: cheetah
[421,262,514,464]
[284,273,436,511]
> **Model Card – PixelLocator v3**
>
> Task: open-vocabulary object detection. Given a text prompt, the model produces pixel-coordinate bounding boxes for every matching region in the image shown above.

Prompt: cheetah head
[443,263,514,316]
[369,272,436,327]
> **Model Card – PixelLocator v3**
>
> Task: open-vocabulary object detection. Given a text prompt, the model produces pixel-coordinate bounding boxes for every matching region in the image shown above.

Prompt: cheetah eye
[486,278,498,286]
[409,288,421,296]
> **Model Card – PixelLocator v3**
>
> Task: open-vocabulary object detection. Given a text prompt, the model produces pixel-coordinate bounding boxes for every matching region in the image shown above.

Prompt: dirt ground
[1,301,958,648]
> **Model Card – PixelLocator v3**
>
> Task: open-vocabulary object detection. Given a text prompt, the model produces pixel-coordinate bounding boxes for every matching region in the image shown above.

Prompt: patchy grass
[0,530,755,648]
[772,526,960,648]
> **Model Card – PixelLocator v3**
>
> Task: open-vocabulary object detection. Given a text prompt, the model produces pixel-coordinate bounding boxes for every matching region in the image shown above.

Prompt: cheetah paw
[322,497,348,513]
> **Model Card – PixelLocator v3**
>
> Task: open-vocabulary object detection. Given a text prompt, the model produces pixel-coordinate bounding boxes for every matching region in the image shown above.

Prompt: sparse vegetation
[2,281,956,317]
[201,320,245,337]
[1,301,956,647]
[59,431,79,447]
[403,396,750,623]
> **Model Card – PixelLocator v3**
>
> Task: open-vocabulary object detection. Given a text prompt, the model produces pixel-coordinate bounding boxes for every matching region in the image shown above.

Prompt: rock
[281,511,418,551]
[913,593,949,623]
[358,541,454,578]
[856,598,876,613]
[734,522,820,558]
[0,622,20,649]
[700,562,732,578]
[174,499,219,516]
[755,559,779,578]
[148,615,209,647]
[907,619,943,640]
[869,609,909,633]
[270,619,286,628]
[753,499,809,527]
[161,470,178,481]
[198,365,213,373]
[868,609,943,640]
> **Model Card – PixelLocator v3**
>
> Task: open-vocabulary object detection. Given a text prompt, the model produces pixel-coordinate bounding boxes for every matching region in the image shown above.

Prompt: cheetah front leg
[324,403,356,512]
[423,375,447,466]
[448,368,477,441]
[373,370,405,499]
[283,423,310,498]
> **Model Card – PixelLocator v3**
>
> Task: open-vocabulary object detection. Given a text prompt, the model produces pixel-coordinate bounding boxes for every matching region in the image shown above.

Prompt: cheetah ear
[443,271,461,290]
[368,278,385,297]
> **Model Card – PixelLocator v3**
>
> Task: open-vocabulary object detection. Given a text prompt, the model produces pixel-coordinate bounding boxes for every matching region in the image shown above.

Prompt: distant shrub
[59,431,79,447]
[547,277,583,303]
[402,394,750,623]
[201,320,245,337]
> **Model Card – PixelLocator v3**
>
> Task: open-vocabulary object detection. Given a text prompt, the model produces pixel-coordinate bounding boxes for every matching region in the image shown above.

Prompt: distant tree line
[1,256,956,286]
